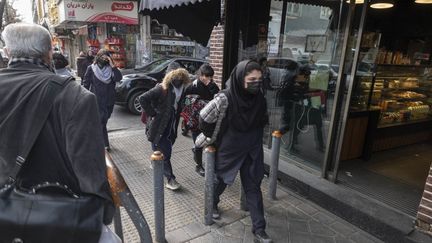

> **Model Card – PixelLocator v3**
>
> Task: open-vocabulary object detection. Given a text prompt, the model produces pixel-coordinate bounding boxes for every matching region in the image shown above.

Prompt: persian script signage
[59,0,138,25]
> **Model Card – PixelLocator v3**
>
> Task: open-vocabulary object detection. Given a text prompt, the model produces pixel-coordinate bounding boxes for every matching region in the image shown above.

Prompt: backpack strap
[7,76,72,183]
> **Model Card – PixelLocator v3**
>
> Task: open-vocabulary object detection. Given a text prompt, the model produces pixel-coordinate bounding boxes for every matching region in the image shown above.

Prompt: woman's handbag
[0,79,105,243]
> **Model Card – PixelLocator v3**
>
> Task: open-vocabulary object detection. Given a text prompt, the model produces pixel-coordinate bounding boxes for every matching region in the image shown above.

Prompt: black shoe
[254,230,273,243]
[212,207,220,219]
[195,165,205,177]
[105,146,111,152]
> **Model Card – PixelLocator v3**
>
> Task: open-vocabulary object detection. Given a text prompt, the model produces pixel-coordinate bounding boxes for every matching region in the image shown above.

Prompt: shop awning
[140,0,221,46]
[139,0,210,11]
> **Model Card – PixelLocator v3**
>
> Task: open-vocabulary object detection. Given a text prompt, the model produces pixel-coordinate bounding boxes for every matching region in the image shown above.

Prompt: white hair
[2,23,52,59]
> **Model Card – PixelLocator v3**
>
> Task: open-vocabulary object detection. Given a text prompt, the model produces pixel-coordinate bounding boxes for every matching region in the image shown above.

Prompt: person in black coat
[76,51,92,82]
[184,64,219,176]
[83,49,122,151]
[139,67,191,190]
[199,60,272,243]
[0,23,114,238]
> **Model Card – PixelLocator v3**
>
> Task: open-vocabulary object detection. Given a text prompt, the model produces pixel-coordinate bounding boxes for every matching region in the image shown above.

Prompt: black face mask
[172,79,183,88]
[245,81,262,94]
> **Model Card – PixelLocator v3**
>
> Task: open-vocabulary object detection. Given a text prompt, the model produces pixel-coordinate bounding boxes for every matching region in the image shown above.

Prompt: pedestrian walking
[198,60,272,243]
[0,23,115,241]
[76,51,92,82]
[83,49,122,151]
[184,64,219,176]
[139,65,190,191]
[53,52,74,77]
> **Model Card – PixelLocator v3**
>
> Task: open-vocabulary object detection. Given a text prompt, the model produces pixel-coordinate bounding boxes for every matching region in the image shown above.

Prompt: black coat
[184,79,220,101]
[0,62,114,224]
[83,65,122,122]
[139,84,185,144]
[76,56,92,79]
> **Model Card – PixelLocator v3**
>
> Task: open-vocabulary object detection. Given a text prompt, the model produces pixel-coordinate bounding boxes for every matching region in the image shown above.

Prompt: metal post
[113,208,123,241]
[268,130,283,200]
[151,151,165,243]
[240,186,248,211]
[204,146,216,225]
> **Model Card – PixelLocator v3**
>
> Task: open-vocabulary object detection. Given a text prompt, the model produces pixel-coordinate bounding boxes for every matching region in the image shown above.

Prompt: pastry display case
[371,65,432,127]
[352,64,432,126]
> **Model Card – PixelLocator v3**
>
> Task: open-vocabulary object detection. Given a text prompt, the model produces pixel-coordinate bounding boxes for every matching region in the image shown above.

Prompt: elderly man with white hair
[0,23,115,242]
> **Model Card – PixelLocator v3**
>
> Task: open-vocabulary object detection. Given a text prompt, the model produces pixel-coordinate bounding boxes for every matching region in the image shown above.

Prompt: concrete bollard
[151,151,165,243]
[204,146,216,225]
[240,186,249,211]
[268,130,283,200]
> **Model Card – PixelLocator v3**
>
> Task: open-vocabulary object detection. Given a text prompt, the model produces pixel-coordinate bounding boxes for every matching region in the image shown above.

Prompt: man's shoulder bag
[0,77,105,243]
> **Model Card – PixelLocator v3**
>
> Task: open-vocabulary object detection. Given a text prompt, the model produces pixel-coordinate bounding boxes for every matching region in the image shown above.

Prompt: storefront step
[263,149,432,243]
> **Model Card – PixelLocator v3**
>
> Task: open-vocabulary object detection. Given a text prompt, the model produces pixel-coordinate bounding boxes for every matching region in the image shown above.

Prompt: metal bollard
[151,151,165,243]
[204,146,216,225]
[240,186,249,211]
[268,130,283,200]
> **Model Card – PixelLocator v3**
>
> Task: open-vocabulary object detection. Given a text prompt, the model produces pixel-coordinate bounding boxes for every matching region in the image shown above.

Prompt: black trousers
[213,157,266,233]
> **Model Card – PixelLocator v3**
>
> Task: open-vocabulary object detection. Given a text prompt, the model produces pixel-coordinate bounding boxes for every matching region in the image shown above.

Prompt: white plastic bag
[98,225,122,243]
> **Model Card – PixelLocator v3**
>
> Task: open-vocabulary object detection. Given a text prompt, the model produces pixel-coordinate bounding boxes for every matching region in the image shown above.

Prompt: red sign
[111,2,134,12]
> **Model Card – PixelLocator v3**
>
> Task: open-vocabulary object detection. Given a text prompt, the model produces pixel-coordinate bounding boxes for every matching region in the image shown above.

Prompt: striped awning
[139,0,210,11]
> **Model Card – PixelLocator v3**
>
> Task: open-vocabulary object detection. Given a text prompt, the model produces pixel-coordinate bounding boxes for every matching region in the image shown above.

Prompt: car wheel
[128,91,145,115]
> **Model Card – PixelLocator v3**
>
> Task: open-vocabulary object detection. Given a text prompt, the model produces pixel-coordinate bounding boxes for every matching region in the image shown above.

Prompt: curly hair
[53,53,69,69]
[162,68,190,90]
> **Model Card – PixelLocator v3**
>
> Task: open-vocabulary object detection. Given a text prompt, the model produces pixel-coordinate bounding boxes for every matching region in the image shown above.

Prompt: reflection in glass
[260,1,347,169]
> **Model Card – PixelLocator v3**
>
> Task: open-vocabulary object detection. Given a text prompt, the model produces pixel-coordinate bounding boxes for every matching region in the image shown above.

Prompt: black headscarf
[225,60,268,132]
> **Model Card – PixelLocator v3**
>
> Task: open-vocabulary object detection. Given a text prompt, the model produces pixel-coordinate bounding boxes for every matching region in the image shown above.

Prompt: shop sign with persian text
[59,0,138,25]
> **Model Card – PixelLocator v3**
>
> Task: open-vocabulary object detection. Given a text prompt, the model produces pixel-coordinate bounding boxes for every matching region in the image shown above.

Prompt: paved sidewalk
[108,129,383,243]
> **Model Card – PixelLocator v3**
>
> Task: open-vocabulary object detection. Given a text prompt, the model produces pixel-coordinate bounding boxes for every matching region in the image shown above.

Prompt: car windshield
[137,59,171,73]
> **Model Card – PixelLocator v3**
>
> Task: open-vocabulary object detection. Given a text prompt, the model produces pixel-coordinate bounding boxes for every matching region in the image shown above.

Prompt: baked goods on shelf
[401,78,419,88]
[389,91,426,99]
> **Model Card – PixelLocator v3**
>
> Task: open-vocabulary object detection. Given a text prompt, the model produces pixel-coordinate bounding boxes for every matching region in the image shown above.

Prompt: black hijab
[225,60,268,132]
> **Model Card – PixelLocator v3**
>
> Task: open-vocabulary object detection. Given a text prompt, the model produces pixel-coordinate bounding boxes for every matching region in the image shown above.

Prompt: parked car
[115,57,206,114]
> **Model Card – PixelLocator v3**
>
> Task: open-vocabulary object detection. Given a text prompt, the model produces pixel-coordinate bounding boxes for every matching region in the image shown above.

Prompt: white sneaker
[166,179,181,190]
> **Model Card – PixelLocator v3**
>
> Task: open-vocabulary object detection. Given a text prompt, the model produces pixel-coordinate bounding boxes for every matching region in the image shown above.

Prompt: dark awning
[139,0,209,11]
[140,0,221,46]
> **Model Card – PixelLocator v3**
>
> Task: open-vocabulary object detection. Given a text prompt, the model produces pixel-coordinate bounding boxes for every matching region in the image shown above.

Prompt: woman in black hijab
[208,60,271,242]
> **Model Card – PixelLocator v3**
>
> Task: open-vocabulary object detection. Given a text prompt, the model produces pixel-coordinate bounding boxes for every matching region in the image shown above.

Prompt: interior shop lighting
[345,0,365,4]
[415,0,432,4]
[370,0,394,8]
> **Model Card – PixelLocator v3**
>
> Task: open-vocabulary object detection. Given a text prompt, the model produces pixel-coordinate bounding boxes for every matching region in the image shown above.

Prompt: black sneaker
[212,207,220,219]
[253,230,273,243]
[195,165,205,177]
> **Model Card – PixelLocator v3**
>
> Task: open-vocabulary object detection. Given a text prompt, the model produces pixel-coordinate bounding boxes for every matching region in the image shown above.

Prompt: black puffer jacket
[139,84,185,144]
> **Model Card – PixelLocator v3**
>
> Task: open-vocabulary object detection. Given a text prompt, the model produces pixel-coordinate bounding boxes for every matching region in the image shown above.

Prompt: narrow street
[106,106,383,243]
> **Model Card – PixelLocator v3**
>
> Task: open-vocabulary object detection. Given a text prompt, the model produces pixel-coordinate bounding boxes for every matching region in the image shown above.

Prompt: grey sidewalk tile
[285,204,310,220]
[183,222,210,239]
[108,131,383,243]
[240,216,252,226]
[216,221,245,239]
[296,203,319,216]
[214,208,248,226]
[242,229,255,243]
[309,221,337,237]
[349,231,382,243]
[312,212,337,226]
[166,227,191,243]
[289,232,314,243]
[309,235,337,243]
[288,219,310,234]
[335,236,354,243]
[329,221,357,236]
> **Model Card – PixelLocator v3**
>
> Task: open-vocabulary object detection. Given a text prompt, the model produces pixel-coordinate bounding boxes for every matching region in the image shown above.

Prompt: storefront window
[259,1,350,170]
